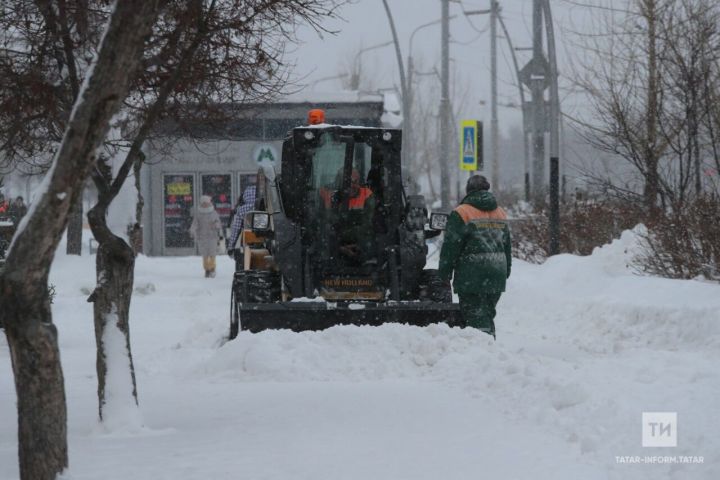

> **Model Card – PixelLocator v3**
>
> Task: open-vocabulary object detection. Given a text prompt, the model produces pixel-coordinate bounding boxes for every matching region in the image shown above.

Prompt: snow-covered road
[1,230,718,479]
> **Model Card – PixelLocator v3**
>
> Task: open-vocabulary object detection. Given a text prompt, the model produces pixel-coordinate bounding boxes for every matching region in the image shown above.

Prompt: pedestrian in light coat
[438,175,512,338]
[190,195,222,278]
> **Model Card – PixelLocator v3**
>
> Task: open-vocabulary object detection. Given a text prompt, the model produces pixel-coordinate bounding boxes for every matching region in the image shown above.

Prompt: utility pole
[542,0,561,255]
[531,0,545,205]
[439,0,451,210]
[490,0,499,191]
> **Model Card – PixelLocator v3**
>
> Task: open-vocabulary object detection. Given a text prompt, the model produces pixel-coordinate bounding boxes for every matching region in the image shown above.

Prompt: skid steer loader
[229,115,462,337]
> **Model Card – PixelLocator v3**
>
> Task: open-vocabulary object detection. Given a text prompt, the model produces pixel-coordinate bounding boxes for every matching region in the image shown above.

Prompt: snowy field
[1,229,719,480]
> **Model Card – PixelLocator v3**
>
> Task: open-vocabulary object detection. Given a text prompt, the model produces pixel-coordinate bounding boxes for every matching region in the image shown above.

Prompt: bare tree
[568,0,720,211]
[0,1,112,254]
[566,0,720,279]
[566,0,671,217]
[651,0,720,209]
[85,0,342,422]
[0,2,165,479]
[2,0,344,423]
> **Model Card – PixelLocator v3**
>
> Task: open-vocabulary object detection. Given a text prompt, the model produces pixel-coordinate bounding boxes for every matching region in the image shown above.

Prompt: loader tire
[229,276,241,339]
[418,269,452,303]
[230,301,239,339]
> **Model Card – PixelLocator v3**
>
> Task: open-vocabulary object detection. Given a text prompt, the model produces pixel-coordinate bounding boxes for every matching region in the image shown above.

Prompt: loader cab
[280,125,403,299]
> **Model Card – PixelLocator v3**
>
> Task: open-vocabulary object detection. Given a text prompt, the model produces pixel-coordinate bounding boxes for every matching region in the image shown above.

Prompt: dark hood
[461,190,497,211]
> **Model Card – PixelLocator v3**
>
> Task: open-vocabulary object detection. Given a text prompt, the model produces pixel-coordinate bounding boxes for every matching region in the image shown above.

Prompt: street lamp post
[463,6,502,191]
[497,12,530,201]
[381,0,409,168]
[440,0,451,209]
[381,3,510,208]
[350,40,394,90]
[406,15,458,179]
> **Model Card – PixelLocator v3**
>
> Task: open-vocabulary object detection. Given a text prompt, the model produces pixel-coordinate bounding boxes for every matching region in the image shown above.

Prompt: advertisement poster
[164,175,195,248]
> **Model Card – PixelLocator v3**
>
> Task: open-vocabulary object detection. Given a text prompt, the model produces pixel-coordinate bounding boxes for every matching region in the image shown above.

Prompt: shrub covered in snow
[509,199,643,263]
[633,195,720,281]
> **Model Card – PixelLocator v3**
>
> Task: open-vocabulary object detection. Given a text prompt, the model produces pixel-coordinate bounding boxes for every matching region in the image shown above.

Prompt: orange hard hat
[307,109,325,125]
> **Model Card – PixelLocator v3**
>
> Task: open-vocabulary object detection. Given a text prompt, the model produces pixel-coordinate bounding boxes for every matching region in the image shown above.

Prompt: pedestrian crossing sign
[460,120,483,171]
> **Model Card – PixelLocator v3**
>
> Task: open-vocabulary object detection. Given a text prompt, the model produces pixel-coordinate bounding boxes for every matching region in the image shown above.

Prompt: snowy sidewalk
[1,231,719,479]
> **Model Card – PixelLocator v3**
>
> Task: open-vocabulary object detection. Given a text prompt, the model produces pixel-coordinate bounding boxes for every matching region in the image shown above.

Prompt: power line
[457,1,490,35]
[451,26,488,45]
[556,0,639,15]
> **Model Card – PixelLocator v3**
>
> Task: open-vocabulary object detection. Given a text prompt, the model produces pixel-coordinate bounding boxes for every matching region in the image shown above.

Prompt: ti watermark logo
[642,412,677,447]
[615,412,703,464]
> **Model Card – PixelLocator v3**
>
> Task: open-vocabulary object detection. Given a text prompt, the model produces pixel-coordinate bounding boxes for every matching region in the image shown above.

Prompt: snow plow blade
[235,301,463,334]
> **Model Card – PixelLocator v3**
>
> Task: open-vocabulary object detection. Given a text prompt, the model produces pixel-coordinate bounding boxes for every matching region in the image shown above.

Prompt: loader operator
[320,169,375,265]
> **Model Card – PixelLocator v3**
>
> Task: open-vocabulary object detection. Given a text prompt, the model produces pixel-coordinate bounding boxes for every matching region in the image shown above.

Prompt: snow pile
[96,309,144,434]
[197,323,620,459]
[588,224,647,276]
[200,323,492,382]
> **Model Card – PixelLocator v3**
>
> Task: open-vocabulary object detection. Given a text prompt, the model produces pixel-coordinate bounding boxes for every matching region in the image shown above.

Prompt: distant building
[141,91,393,256]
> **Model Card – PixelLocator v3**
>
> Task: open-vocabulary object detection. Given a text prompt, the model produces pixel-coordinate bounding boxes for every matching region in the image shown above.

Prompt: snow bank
[506,225,720,352]
[200,323,492,382]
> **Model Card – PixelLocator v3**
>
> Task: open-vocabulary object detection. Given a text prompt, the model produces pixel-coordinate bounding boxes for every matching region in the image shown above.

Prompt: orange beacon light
[307,109,325,125]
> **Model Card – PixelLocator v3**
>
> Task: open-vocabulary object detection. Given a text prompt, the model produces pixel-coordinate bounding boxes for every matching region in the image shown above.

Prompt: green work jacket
[438,190,512,294]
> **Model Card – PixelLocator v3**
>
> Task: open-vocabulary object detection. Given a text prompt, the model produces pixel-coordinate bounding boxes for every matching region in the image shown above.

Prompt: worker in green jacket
[438,175,512,338]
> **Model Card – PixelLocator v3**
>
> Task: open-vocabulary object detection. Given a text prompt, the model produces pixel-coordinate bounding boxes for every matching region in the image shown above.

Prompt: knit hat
[466,175,491,194]
[200,195,212,205]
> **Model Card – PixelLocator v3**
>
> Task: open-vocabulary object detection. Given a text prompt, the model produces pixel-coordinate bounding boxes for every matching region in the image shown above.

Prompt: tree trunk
[87,205,138,421]
[82,3,209,419]
[2,278,67,480]
[0,2,164,478]
[643,0,661,219]
[132,158,145,254]
[66,193,83,255]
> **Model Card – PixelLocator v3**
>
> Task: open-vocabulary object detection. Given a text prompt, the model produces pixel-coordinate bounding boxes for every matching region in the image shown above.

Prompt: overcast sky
[288,0,599,133]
